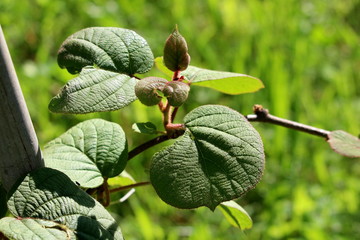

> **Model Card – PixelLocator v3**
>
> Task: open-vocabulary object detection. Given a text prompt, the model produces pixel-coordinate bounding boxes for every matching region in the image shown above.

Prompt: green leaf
[150,105,265,210]
[0,217,76,239]
[182,66,264,95]
[49,68,138,114]
[154,57,264,94]
[58,27,154,75]
[327,130,360,158]
[3,168,123,239]
[0,184,7,218]
[218,201,253,230]
[107,171,136,187]
[132,122,158,134]
[44,119,128,188]
[154,57,173,78]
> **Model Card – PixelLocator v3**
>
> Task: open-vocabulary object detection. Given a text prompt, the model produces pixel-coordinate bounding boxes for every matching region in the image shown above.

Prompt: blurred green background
[1,0,360,239]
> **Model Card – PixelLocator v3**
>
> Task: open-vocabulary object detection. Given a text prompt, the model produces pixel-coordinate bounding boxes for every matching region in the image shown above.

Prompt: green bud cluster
[163,81,190,107]
[135,77,190,107]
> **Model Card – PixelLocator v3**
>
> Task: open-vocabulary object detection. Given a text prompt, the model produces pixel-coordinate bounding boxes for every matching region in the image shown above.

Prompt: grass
[1,0,360,239]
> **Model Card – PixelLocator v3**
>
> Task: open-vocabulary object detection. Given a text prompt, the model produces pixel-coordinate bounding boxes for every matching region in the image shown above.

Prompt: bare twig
[109,181,150,193]
[128,135,170,160]
[246,105,330,138]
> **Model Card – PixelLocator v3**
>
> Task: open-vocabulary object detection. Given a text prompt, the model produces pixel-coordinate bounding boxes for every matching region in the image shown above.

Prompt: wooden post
[0,25,44,192]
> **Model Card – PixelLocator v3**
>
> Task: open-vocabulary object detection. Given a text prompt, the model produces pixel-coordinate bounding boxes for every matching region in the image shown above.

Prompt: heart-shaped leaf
[1,168,123,239]
[44,119,128,188]
[154,57,264,94]
[150,105,265,210]
[327,130,360,158]
[0,217,76,239]
[58,27,154,75]
[218,201,252,230]
[49,68,138,114]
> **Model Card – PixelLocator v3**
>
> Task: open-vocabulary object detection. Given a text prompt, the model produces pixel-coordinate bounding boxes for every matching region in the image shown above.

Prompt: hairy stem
[171,107,179,122]
[109,181,150,193]
[128,135,170,161]
[246,105,330,138]
[163,102,172,129]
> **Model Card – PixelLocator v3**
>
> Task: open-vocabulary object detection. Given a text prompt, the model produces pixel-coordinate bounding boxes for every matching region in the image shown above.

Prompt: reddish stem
[172,70,181,81]
[171,107,179,122]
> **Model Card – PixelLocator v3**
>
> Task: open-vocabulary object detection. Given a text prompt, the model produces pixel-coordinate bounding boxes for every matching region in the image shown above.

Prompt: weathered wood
[0,25,44,192]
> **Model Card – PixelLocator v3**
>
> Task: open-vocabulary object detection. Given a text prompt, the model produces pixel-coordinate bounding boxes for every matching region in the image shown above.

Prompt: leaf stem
[163,102,172,129]
[109,181,150,193]
[171,107,179,122]
[246,105,330,138]
[172,70,181,81]
[128,135,170,161]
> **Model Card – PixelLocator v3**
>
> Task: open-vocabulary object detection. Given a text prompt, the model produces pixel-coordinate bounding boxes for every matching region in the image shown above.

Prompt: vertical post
[0,25,44,192]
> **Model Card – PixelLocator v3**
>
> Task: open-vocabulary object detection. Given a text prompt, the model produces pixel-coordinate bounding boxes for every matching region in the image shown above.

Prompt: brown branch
[246,105,330,138]
[109,181,150,193]
[128,135,170,160]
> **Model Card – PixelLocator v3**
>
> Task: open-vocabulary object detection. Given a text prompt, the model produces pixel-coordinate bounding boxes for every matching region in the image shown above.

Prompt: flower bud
[163,81,190,107]
[163,26,190,72]
[135,77,168,106]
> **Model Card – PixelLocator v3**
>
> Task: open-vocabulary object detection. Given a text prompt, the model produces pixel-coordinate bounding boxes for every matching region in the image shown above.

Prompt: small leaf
[182,66,264,95]
[163,26,190,72]
[327,130,360,158]
[108,171,136,187]
[49,68,138,114]
[132,122,158,134]
[218,201,253,230]
[58,27,154,75]
[4,168,123,239]
[150,105,265,210]
[0,184,7,218]
[44,119,128,188]
[0,217,76,239]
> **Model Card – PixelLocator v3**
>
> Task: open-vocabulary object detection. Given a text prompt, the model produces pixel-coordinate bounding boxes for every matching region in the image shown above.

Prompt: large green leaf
[58,27,154,75]
[218,201,252,230]
[1,168,123,239]
[0,217,76,239]
[44,119,128,188]
[150,105,265,210]
[327,130,360,158]
[49,68,138,114]
[154,57,264,94]
[182,66,264,95]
